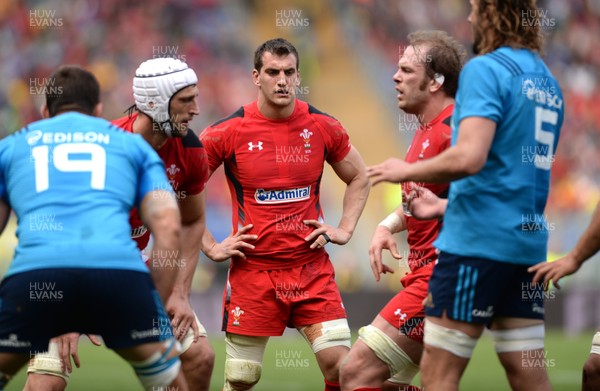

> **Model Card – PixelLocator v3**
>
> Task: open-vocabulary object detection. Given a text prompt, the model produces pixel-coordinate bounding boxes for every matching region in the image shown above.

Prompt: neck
[416,96,454,125]
[256,95,295,120]
[132,113,168,151]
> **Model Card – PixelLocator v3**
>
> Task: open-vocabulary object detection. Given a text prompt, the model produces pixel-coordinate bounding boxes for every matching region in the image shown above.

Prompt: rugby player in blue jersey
[368,1,564,390]
[0,65,188,390]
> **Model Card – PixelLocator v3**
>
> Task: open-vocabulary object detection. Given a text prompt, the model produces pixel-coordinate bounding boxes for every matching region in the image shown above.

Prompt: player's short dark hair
[408,30,467,98]
[253,38,300,72]
[474,0,543,54]
[46,65,100,117]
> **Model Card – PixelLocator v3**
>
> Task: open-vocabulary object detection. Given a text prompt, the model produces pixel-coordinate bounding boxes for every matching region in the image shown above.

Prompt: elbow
[361,170,372,190]
[150,208,182,248]
[357,170,371,196]
[456,154,486,177]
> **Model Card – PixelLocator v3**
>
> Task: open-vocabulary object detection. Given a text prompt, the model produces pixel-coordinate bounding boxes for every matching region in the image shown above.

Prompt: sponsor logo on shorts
[255,186,311,204]
[521,282,555,301]
[130,328,159,339]
[471,305,494,318]
[231,306,244,326]
[0,334,31,348]
[532,303,545,315]
[424,292,434,308]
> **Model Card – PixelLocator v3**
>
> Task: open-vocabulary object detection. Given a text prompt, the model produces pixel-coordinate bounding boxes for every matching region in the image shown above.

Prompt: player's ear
[92,103,103,117]
[296,70,301,86]
[430,73,445,93]
[40,104,50,119]
[252,69,260,86]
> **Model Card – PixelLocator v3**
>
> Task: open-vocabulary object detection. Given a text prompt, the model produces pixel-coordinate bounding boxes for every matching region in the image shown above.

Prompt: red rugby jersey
[200,99,351,270]
[112,112,209,250]
[402,104,453,272]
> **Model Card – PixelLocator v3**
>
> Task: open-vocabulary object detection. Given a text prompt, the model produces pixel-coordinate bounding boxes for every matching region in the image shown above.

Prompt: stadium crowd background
[0,0,599,333]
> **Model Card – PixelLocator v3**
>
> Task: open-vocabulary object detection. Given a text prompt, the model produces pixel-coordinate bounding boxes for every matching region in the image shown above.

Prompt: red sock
[398,386,422,391]
[324,379,341,391]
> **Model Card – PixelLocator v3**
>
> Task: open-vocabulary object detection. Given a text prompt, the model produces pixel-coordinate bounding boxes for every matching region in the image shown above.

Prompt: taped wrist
[378,212,402,232]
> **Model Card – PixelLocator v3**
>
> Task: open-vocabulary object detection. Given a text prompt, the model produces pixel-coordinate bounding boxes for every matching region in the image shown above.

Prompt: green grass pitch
[6,330,589,390]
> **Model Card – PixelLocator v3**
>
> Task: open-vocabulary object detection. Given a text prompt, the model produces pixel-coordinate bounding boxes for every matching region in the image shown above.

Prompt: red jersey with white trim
[402,104,452,273]
[200,99,351,270]
[112,112,209,250]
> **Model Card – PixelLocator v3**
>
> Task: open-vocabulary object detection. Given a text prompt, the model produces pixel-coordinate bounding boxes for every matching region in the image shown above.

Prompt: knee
[24,373,67,391]
[338,353,361,385]
[358,325,419,384]
[224,359,262,391]
[299,319,351,380]
[26,344,69,390]
[203,342,216,368]
[195,338,215,368]
[129,339,182,390]
[223,334,268,391]
[325,354,344,376]
[182,338,215,373]
[583,355,600,380]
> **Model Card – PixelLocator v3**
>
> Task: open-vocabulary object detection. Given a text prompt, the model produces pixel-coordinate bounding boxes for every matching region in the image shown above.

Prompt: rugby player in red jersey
[26,58,214,391]
[199,38,370,391]
[339,31,466,391]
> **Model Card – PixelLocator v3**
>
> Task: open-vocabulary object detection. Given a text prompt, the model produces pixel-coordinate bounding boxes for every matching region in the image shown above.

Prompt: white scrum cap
[133,58,197,137]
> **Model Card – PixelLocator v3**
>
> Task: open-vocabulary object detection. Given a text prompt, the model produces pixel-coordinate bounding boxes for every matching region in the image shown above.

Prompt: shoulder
[200,106,245,143]
[181,130,203,148]
[111,113,136,132]
[208,106,245,128]
[461,55,496,77]
[306,103,339,122]
[466,49,524,79]
[304,102,345,132]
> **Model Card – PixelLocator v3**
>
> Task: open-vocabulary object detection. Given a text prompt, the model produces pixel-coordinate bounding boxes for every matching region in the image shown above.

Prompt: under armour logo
[248,141,263,151]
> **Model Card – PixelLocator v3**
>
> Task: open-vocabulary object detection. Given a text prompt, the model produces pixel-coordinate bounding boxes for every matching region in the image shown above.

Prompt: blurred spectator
[3,0,599,293]
[345,0,600,254]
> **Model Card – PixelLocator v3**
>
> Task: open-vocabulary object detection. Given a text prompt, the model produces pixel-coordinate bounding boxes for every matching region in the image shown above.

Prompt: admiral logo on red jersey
[254,186,311,204]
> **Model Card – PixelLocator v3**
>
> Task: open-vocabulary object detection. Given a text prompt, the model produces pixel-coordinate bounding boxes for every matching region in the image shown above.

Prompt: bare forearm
[201,226,218,260]
[338,174,370,237]
[172,220,204,296]
[148,209,182,302]
[404,146,476,183]
[142,191,181,302]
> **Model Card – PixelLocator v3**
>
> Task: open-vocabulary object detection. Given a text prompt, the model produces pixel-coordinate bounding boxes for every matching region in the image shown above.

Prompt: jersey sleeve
[456,57,504,124]
[130,134,171,207]
[182,137,209,196]
[313,114,351,164]
[437,124,452,154]
[199,122,234,173]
